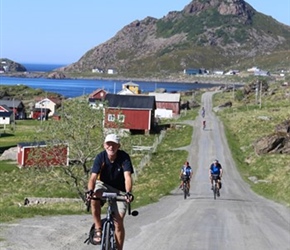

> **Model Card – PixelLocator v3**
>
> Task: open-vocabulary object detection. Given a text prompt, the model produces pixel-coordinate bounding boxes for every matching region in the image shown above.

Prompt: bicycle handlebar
[85,192,138,216]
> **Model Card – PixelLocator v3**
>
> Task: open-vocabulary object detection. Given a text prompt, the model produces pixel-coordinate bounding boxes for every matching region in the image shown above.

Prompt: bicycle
[181,177,190,199]
[211,174,220,200]
[202,120,206,130]
[84,192,138,250]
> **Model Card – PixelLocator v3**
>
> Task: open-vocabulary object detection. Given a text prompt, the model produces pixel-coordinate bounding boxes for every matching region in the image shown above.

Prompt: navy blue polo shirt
[91,150,134,192]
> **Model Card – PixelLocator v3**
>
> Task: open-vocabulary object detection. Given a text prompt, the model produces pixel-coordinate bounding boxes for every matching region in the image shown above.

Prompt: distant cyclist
[201,107,205,118]
[179,161,193,196]
[209,159,223,191]
[202,120,206,130]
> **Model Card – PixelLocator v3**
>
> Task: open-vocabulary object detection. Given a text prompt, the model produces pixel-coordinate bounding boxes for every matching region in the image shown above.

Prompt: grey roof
[105,93,156,109]
[0,99,24,108]
[148,92,180,102]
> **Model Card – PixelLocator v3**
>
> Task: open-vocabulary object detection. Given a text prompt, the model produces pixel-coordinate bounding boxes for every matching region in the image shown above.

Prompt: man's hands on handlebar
[125,192,134,203]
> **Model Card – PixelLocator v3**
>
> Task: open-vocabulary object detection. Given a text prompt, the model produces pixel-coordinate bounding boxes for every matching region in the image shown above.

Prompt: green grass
[213,83,290,207]
[0,113,195,223]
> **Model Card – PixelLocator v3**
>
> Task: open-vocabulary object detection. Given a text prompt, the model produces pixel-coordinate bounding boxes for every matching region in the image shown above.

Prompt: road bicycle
[181,177,190,199]
[211,174,221,200]
[84,192,138,250]
[202,120,206,130]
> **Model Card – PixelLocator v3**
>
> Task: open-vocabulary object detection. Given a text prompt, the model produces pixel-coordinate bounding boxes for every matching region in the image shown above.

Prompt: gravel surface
[1,92,289,250]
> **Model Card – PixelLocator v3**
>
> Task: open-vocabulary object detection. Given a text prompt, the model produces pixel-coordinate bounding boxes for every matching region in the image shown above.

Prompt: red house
[17,141,69,167]
[104,94,156,133]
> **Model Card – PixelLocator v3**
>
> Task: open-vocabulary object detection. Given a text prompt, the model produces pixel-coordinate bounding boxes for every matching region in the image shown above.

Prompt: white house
[0,105,13,127]
[34,98,57,117]
[107,68,118,75]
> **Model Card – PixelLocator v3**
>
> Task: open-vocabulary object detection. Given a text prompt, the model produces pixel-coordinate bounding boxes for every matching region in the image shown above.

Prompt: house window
[118,114,125,123]
[108,114,115,122]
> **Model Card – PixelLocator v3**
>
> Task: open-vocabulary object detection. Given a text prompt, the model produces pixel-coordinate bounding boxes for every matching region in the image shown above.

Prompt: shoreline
[1,71,245,86]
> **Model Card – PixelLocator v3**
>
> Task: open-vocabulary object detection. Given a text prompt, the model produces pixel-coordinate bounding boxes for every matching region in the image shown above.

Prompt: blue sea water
[21,63,67,72]
[0,63,226,98]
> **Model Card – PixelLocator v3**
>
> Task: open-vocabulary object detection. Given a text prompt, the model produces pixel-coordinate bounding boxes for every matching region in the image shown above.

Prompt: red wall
[105,109,151,130]
[17,145,68,167]
[156,102,180,115]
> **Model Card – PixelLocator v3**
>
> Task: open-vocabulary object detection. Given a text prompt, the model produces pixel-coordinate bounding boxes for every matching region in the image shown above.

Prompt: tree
[32,98,105,200]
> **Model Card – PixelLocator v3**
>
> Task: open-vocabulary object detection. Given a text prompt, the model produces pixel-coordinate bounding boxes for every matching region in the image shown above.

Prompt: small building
[0,105,13,125]
[184,68,202,75]
[107,68,118,75]
[34,98,59,117]
[148,93,180,118]
[122,81,141,94]
[104,93,156,133]
[0,99,26,119]
[17,141,69,167]
[31,108,51,120]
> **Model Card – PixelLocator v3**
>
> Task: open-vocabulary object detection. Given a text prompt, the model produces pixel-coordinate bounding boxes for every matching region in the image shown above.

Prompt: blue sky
[0,0,289,65]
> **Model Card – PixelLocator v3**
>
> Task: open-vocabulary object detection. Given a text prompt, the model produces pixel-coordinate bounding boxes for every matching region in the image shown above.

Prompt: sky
[0,0,289,65]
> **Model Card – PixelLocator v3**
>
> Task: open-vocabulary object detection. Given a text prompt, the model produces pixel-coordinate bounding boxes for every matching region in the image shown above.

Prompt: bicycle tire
[183,182,188,199]
[101,221,111,250]
[213,183,217,200]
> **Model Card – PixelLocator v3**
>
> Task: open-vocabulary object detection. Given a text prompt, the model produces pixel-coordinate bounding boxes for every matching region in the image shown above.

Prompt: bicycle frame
[85,192,138,250]
[212,175,219,200]
[182,178,189,199]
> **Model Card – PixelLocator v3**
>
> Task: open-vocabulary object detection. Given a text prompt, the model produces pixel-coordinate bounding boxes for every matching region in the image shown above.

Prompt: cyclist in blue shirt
[179,161,193,195]
[209,159,223,190]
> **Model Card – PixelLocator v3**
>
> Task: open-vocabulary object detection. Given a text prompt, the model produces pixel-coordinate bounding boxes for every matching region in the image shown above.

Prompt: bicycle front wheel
[183,183,188,199]
[101,222,112,250]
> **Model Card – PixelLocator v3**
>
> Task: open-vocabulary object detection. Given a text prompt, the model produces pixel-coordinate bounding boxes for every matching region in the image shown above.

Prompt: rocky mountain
[59,0,290,77]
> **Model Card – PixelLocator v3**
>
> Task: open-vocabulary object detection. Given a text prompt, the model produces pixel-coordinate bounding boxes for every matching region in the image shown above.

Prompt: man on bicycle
[179,161,193,196]
[86,134,134,250]
[209,159,223,191]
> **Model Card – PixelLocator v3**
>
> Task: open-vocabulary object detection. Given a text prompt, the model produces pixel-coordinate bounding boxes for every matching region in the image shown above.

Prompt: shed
[148,93,180,118]
[104,94,156,132]
[17,141,69,167]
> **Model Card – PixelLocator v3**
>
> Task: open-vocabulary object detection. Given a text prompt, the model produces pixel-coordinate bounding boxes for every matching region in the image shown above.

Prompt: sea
[0,63,226,98]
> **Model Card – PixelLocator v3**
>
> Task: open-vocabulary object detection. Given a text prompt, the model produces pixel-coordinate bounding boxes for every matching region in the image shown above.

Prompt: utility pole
[259,81,262,109]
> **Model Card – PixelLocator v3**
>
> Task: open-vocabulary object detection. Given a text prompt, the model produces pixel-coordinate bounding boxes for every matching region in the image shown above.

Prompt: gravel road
[1,91,289,250]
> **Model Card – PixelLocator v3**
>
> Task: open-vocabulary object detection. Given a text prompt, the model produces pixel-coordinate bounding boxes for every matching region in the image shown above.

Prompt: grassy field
[213,82,290,207]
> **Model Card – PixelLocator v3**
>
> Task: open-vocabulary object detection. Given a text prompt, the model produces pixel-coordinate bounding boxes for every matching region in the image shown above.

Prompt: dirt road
[1,92,289,250]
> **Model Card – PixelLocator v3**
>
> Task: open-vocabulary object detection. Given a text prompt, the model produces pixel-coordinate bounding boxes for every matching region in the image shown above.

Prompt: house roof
[117,88,136,95]
[89,88,108,98]
[148,92,180,102]
[0,99,24,108]
[105,93,156,109]
[122,81,139,87]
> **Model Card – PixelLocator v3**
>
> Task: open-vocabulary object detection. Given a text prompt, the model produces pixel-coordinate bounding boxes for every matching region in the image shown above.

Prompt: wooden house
[122,81,141,94]
[0,99,26,119]
[31,108,50,120]
[0,104,13,125]
[148,93,180,118]
[104,93,156,133]
[17,141,69,167]
[34,98,59,117]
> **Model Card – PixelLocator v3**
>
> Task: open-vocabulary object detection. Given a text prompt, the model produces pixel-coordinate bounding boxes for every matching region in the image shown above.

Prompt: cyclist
[179,161,193,196]
[201,107,205,118]
[203,120,206,130]
[86,134,134,250]
[209,159,223,193]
